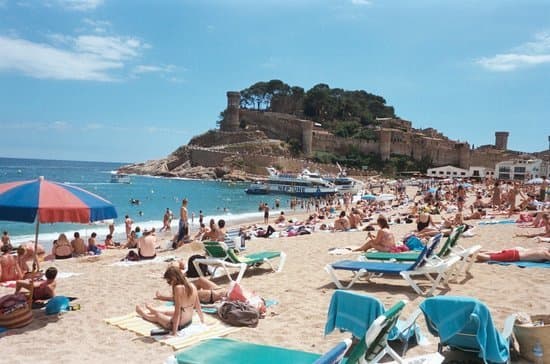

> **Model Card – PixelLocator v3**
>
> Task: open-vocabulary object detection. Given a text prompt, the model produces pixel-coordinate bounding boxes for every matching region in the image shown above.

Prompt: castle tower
[379,129,391,161]
[495,131,509,150]
[222,91,241,132]
[301,120,313,156]
[458,142,471,169]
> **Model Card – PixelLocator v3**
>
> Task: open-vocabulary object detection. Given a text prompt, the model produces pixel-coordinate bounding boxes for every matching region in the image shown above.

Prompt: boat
[110,172,131,184]
[302,164,364,195]
[245,167,338,197]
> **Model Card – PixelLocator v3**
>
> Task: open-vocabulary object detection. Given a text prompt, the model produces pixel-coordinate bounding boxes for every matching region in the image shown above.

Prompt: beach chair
[170,294,412,364]
[325,234,461,295]
[169,337,352,364]
[418,296,516,364]
[193,241,248,283]
[447,230,481,279]
[364,225,465,262]
[194,241,286,283]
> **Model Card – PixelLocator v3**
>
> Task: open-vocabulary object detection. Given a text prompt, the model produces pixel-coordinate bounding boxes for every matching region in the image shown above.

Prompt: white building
[495,158,549,180]
[427,165,469,178]
[427,165,494,179]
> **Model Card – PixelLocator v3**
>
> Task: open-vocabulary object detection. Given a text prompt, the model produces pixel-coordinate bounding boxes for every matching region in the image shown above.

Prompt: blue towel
[487,261,550,268]
[478,219,515,225]
[420,296,509,364]
[324,290,385,338]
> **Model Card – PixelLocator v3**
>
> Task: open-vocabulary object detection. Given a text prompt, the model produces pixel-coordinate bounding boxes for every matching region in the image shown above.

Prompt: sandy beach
[1,200,548,364]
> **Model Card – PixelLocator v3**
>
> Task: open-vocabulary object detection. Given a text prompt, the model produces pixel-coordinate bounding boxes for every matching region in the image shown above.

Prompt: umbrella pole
[32,214,40,273]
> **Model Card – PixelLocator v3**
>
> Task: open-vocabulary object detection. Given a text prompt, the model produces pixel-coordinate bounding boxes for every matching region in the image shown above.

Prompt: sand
[1,203,548,363]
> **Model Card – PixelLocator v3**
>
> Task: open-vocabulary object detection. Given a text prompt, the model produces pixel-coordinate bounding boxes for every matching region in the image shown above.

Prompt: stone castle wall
[219,91,515,170]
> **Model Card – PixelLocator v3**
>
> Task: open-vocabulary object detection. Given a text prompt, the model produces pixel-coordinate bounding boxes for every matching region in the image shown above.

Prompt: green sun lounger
[171,337,352,364]
[194,241,286,283]
[364,225,465,262]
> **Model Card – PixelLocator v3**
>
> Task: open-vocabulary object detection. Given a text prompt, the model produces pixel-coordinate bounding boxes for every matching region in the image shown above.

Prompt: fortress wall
[190,130,265,148]
[312,132,378,155]
[240,110,305,142]
[189,148,231,167]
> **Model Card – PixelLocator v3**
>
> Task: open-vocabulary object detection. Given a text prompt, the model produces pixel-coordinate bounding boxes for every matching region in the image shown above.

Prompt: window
[461,172,466,176]
[499,166,511,173]
[514,166,526,173]
[473,170,480,177]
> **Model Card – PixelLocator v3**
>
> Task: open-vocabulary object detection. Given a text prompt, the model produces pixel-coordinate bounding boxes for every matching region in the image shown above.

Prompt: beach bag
[228,282,266,315]
[217,301,259,327]
[186,255,209,278]
[405,236,424,251]
[0,293,33,329]
[45,296,70,315]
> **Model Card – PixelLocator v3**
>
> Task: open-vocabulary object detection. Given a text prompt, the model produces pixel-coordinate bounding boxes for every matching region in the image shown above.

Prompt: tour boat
[110,172,131,184]
[245,167,337,197]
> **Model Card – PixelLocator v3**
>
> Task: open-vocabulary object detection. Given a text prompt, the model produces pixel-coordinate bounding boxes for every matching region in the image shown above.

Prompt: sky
[0,0,549,163]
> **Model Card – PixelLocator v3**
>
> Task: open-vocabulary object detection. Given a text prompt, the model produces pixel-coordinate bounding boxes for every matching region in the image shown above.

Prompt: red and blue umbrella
[0,176,117,264]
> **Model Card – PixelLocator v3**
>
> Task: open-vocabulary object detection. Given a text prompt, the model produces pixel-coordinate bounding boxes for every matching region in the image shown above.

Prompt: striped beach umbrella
[0,176,117,264]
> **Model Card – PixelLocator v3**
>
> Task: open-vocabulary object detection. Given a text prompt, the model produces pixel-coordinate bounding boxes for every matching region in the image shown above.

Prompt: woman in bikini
[136,266,205,336]
[353,215,396,252]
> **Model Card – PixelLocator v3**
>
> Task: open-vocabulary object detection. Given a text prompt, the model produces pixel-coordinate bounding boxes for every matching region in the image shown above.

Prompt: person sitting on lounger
[15,266,57,301]
[136,266,205,336]
[353,215,396,252]
[415,213,440,239]
[477,247,550,262]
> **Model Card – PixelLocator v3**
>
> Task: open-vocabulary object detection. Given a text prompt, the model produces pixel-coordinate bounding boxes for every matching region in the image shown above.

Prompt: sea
[0,157,288,250]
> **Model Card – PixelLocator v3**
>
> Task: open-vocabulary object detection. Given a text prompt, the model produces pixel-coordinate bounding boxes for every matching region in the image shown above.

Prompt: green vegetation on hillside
[236,80,396,140]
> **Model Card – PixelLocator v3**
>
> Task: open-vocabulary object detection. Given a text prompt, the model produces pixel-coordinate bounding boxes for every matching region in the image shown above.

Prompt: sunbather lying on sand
[515,213,549,238]
[477,247,550,262]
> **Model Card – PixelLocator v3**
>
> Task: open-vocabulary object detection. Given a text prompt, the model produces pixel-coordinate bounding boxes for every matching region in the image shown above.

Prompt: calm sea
[0,157,287,249]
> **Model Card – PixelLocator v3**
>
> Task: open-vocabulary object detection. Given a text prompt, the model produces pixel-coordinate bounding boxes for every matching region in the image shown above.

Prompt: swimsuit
[489,249,520,262]
[138,252,156,260]
[169,318,192,331]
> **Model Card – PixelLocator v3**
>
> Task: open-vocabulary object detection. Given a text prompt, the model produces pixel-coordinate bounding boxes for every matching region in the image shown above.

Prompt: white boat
[302,165,364,195]
[110,172,131,184]
[245,167,338,197]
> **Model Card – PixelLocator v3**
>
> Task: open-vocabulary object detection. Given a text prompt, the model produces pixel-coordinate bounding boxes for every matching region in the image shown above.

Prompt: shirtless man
[212,219,227,242]
[1,231,12,251]
[353,215,396,252]
[0,244,23,282]
[137,230,157,259]
[176,199,189,243]
[333,211,350,231]
[71,232,87,256]
[477,247,550,262]
[15,266,57,301]
[348,208,363,230]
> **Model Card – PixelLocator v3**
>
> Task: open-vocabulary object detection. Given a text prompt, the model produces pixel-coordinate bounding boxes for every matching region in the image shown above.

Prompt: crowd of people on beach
[1,174,548,341]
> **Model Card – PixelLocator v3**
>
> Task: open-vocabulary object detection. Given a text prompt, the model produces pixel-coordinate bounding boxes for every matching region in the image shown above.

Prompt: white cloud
[351,0,371,5]
[477,31,550,72]
[133,64,175,74]
[0,36,122,81]
[75,35,145,61]
[56,0,103,11]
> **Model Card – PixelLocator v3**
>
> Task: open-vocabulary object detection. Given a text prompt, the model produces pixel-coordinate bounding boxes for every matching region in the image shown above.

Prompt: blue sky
[0,0,549,163]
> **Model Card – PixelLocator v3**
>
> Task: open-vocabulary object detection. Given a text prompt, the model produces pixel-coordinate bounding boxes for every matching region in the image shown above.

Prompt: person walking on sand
[176,199,189,244]
[125,215,133,239]
[263,204,270,224]
[160,208,173,232]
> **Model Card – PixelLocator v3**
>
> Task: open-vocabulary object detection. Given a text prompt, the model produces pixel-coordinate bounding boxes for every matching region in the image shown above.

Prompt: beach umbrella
[362,194,376,200]
[0,176,118,266]
[527,178,543,185]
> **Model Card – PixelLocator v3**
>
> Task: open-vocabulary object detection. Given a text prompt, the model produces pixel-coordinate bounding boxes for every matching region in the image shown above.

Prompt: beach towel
[104,312,240,350]
[478,219,515,225]
[328,247,357,255]
[487,261,550,268]
[111,255,175,267]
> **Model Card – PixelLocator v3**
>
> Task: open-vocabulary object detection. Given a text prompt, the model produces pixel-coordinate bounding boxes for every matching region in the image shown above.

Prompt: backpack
[186,254,209,278]
[217,301,259,327]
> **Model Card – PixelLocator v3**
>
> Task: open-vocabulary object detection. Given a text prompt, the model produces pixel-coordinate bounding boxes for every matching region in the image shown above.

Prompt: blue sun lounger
[325,234,461,295]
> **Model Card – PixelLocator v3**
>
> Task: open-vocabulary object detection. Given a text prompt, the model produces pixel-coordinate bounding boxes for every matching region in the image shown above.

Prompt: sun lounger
[194,241,286,283]
[170,293,411,364]
[364,225,465,262]
[169,337,352,364]
[418,296,516,363]
[325,234,461,295]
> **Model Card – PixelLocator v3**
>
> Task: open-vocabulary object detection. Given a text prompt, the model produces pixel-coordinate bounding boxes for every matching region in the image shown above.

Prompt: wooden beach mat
[104,312,241,350]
